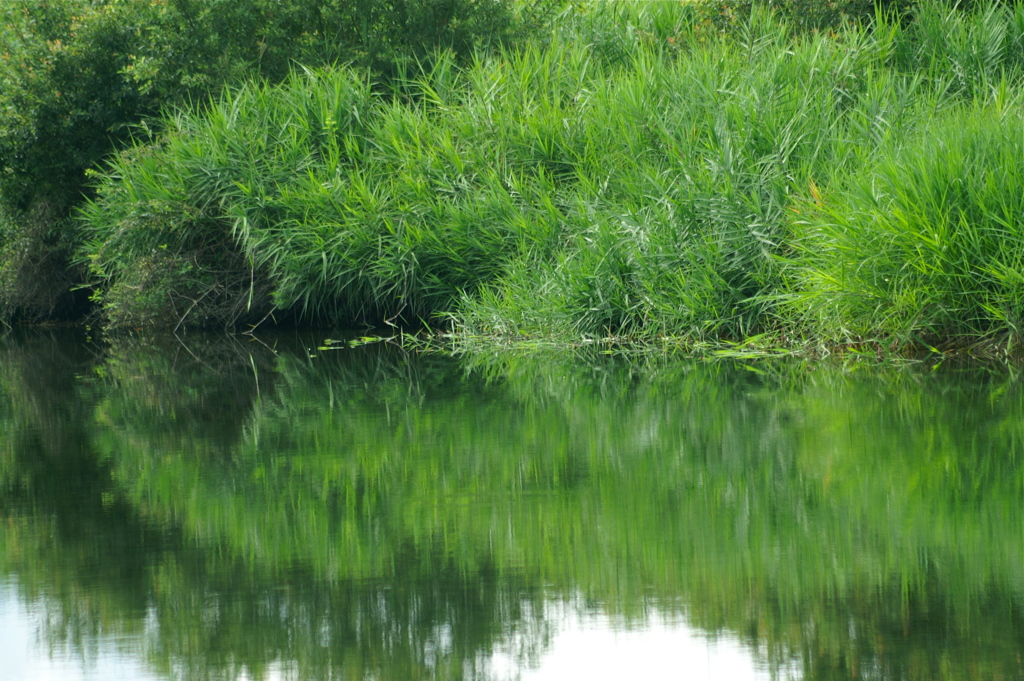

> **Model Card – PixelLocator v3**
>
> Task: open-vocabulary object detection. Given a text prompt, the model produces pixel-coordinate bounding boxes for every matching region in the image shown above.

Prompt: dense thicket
[0,0,544,321]
[7,0,1024,352]
[77,1,1024,351]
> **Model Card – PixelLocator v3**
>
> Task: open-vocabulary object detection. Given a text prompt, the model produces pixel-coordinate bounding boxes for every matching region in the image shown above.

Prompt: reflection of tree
[4,335,1024,680]
[0,329,98,491]
[0,331,173,659]
[1,333,552,681]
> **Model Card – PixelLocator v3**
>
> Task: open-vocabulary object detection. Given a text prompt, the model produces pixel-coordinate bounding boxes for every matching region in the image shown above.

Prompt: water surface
[2,331,1023,680]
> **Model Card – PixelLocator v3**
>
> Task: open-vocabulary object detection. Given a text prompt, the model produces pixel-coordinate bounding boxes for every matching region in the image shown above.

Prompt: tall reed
[79,1,1024,348]
[791,101,1024,347]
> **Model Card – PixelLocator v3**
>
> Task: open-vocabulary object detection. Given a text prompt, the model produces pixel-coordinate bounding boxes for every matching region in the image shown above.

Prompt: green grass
[791,101,1024,348]
[78,0,1024,352]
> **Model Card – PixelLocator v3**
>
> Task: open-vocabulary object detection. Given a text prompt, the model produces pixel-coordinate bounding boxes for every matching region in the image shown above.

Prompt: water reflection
[1,581,164,681]
[486,602,779,681]
[2,330,1024,680]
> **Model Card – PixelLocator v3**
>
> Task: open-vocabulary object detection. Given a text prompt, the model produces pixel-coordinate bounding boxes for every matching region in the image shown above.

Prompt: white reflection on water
[2,580,793,681]
[0,581,161,681]
[487,601,790,681]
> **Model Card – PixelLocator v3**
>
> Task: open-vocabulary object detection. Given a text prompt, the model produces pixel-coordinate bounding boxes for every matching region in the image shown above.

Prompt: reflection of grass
[87,339,1024,679]
[91,332,291,459]
[4,333,1024,680]
[1,334,551,681]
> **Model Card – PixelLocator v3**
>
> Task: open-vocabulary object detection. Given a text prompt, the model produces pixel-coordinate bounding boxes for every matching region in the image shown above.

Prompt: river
[1,330,1022,680]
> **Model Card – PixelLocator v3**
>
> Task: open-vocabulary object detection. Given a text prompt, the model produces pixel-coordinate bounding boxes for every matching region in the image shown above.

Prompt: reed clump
[792,103,1024,347]
[81,62,563,326]
[79,1,1024,352]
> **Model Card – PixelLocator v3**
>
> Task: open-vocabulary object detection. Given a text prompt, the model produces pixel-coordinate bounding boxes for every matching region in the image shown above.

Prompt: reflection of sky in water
[2,579,780,681]
[0,581,161,681]
[488,602,782,681]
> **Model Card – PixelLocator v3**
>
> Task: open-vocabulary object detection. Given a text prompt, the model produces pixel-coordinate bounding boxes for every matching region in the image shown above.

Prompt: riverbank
[6,2,1024,355]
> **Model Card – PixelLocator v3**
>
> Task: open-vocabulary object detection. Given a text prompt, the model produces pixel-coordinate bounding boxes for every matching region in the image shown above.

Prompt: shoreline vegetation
[4,0,1024,357]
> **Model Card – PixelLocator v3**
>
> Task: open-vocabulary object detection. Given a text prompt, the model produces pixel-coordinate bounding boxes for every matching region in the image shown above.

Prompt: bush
[79,62,555,327]
[82,5,875,334]
[0,0,539,321]
[0,203,82,323]
[38,0,1024,345]
[0,0,530,206]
